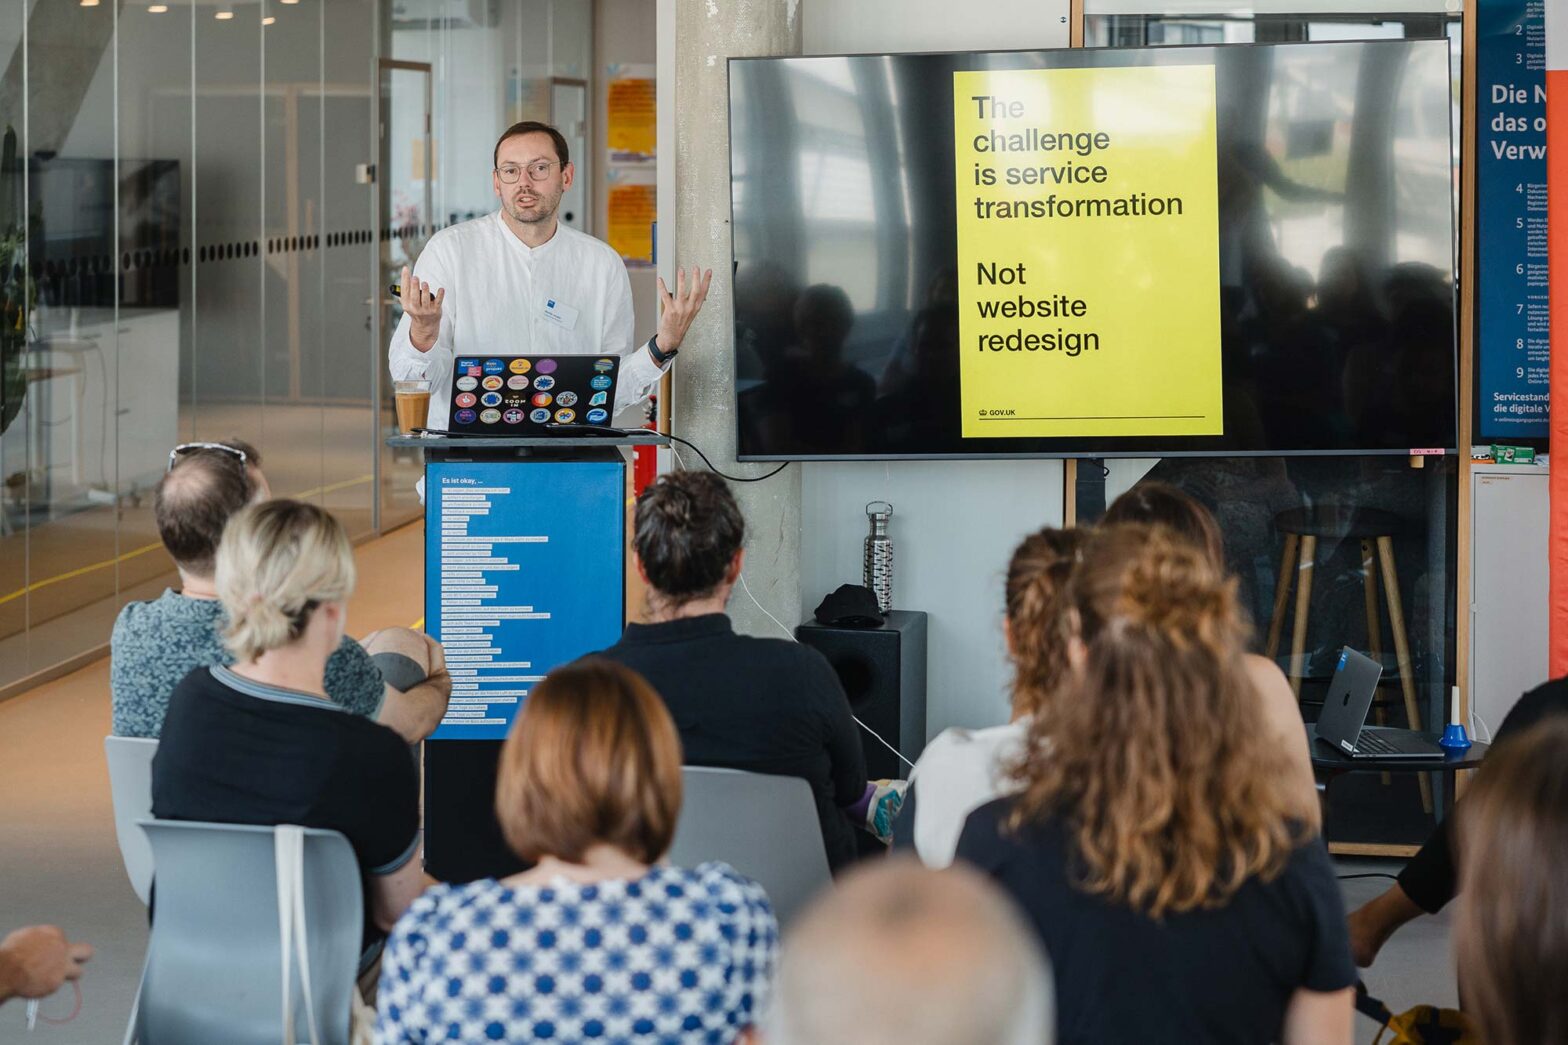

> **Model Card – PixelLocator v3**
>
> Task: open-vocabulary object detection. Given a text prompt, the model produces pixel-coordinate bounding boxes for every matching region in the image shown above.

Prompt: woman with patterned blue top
[377,659,778,1044]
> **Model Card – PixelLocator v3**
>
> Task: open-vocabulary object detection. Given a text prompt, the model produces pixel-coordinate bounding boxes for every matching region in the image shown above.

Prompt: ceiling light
[281,0,298,5]
[262,15,275,23]
[80,0,100,7]
[215,7,233,18]
[148,3,168,10]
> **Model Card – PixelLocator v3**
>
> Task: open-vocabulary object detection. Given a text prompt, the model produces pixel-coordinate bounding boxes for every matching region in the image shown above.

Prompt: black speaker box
[795,610,928,780]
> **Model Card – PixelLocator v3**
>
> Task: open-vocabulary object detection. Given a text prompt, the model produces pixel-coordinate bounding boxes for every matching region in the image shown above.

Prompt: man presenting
[389,121,711,429]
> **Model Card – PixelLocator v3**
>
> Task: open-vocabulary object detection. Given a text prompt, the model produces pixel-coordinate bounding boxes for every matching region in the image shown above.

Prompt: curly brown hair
[1003,527,1084,720]
[1008,524,1303,917]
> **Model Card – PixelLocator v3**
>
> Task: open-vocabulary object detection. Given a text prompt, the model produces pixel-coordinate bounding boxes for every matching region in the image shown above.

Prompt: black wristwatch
[648,335,679,366]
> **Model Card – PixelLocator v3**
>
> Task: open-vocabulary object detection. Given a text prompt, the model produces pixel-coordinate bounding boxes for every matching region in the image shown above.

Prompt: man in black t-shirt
[593,471,871,870]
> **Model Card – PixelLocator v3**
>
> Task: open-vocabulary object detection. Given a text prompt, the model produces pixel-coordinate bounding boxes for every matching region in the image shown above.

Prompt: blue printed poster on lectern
[425,460,624,740]
[1477,0,1549,440]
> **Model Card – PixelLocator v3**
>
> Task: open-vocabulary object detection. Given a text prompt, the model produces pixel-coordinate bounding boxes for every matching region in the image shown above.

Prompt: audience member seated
[1102,481,1319,821]
[377,659,777,1044]
[152,500,432,949]
[1453,717,1568,1045]
[955,525,1355,1044]
[1348,673,1568,966]
[900,528,1082,868]
[593,470,872,870]
[0,926,92,1005]
[111,440,450,743]
[767,857,1052,1045]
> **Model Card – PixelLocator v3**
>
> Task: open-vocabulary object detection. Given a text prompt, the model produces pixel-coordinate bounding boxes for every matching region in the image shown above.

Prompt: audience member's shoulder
[390,881,467,938]
[732,630,836,673]
[684,862,775,921]
[114,589,218,637]
[915,722,1027,782]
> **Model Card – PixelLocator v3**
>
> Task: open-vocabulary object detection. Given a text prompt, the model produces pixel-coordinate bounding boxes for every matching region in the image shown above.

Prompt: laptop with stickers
[446,354,619,435]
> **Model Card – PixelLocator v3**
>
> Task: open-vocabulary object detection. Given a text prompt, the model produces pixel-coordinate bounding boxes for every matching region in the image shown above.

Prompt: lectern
[387,432,664,882]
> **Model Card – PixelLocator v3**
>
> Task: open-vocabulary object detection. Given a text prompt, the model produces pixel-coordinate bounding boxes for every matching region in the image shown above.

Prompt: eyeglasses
[495,160,561,184]
[167,442,247,472]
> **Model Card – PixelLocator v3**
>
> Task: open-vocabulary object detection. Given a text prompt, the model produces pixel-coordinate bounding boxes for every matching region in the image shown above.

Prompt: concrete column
[672,0,802,638]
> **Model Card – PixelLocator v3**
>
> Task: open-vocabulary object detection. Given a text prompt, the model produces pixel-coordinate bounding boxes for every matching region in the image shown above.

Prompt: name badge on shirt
[541,297,580,331]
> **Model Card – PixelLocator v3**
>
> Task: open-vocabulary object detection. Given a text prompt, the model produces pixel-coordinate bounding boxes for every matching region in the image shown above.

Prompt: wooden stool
[1264,505,1431,813]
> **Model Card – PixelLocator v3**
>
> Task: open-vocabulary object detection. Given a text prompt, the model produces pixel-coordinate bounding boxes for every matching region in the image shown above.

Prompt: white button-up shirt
[388,212,668,430]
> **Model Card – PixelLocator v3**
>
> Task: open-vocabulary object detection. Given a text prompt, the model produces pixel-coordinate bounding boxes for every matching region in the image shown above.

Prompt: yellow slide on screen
[953,64,1223,439]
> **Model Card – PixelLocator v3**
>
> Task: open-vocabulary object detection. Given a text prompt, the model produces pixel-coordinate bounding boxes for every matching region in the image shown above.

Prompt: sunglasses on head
[167,442,248,473]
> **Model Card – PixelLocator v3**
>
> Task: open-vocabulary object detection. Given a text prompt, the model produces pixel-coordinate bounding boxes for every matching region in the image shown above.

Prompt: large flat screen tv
[729,40,1457,460]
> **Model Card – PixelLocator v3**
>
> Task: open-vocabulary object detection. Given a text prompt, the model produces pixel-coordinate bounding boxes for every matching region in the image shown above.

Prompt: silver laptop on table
[1314,647,1445,760]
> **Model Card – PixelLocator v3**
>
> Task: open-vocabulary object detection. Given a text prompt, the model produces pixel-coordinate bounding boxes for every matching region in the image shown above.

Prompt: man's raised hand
[400,264,445,352]
[655,266,714,354]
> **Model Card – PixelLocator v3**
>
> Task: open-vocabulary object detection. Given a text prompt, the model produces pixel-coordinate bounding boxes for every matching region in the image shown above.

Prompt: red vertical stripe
[1548,65,1568,675]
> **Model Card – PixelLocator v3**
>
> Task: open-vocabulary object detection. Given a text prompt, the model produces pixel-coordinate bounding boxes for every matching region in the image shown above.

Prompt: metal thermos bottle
[863,501,894,613]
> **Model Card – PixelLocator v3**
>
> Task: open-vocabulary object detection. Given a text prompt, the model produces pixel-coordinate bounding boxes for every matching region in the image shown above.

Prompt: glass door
[376,59,433,533]
[551,78,590,234]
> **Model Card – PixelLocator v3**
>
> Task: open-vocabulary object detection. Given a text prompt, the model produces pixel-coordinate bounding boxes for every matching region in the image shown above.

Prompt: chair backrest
[104,735,159,905]
[134,819,363,1045]
[667,766,832,929]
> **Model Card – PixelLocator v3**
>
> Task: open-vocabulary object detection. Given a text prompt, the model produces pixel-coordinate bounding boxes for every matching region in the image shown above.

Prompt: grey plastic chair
[667,766,832,929]
[126,820,363,1045]
[104,735,159,905]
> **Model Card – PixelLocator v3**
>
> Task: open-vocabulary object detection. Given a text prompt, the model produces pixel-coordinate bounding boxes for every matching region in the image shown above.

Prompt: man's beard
[506,191,559,225]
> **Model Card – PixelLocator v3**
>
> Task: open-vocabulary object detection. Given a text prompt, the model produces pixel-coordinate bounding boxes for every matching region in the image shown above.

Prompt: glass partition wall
[0,0,595,695]
[1081,0,1463,850]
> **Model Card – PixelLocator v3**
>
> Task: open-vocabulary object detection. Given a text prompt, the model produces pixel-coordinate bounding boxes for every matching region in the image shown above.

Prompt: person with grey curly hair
[152,500,434,950]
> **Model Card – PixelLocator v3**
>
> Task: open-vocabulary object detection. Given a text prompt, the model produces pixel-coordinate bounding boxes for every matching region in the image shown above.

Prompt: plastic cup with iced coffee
[394,379,432,434]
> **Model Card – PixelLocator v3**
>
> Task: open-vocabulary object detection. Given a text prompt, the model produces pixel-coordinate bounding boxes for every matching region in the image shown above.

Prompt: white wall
[798,0,1071,738]
[801,462,1065,735]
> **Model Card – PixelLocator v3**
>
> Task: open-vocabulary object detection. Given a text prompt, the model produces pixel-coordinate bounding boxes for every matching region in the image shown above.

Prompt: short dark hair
[493,121,570,169]
[226,437,262,470]
[633,471,745,604]
[155,446,256,576]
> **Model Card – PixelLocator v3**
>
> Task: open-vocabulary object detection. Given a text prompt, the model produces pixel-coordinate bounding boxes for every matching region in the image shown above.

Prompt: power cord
[548,423,791,483]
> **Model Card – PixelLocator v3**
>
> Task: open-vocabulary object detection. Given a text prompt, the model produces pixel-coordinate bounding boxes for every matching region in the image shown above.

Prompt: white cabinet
[1470,463,1550,736]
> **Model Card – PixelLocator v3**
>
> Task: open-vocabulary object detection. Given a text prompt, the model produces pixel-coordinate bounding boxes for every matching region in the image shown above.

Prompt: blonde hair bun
[216,500,355,662]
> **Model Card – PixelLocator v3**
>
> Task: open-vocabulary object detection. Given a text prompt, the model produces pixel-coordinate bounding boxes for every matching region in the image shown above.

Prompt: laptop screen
[1315,646,1384,752]
[447,354,619,434]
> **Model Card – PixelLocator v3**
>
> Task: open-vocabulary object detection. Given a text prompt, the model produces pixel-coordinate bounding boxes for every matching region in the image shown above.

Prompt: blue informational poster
[424,458,624,740]
[1477,0,1549,441]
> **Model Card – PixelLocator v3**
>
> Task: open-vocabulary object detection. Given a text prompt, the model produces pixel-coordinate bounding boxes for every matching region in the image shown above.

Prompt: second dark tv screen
[729,40,1457,460]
